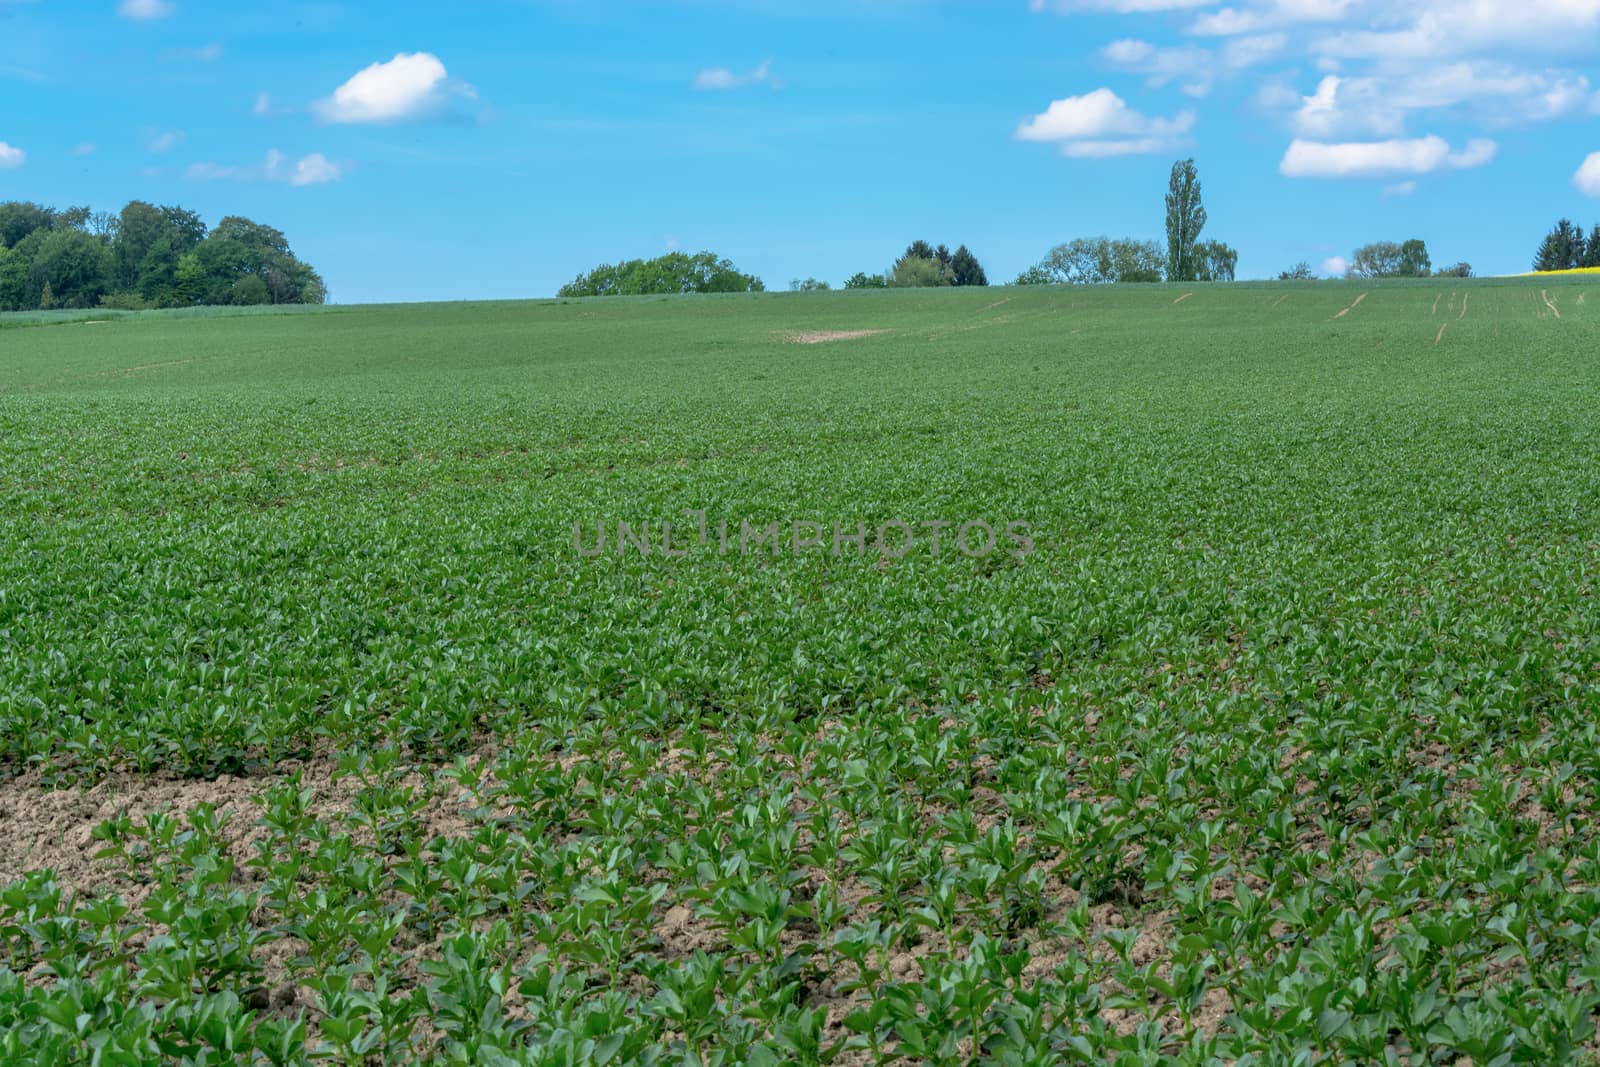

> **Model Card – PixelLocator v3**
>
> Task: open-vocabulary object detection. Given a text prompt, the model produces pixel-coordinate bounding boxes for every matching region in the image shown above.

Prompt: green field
[3,279,1600,1064]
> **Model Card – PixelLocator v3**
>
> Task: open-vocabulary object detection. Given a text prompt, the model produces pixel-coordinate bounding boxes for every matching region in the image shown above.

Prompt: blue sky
[2,0,1598,301]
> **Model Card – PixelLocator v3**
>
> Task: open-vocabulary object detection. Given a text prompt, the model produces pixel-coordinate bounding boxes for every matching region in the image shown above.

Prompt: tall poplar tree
[1164,159,1207,283]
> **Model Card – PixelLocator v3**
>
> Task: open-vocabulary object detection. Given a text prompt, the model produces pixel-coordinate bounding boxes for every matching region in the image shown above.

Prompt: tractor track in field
[1173,293,1193,305]
[1334,292,1369,319]
[1542,290,1562,319]
[1458,293,1469,320]
[1435,324,1447,344]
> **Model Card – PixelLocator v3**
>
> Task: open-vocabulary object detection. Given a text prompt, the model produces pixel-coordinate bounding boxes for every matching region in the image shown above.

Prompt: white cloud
[254,91,273,116]
[118,0,173,19]
[1052,0,1600,175]
[0,141,24,168]
[290,152,342,185]
[1191,0,1355,35]
[1576,151,1600,196]
[70,142,95,156]
[1314,1,1600,60]
[1101,39,1216,95]
[1383,179,1417,196]
[314,52,474,124]
[1017,87,1195,156]
[1223,33,1288,67]
[1289,63,1594,139]
[1279,134,1497,177]
[693,59,778,91]
[146,129,185,153]
[187,148,344,186]
[1100,35,1282,98]
[1322,255,1348,275]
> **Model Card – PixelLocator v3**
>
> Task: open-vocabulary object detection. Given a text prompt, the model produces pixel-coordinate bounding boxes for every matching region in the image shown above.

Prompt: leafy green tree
[1013,264,1056,285]
[559,252,764,297]
[0,199,315,310]
[1164,159,1207,283]
[1436,262,1473,278]
[230,275,271,305]
[1348,239,1430,278]
[114,201,166,290]
[844,272,887,289]
[0,201,56,248]
[4,230,46,304]
[902,240,936,264]
[1349,242,1397,278]
[1022,237,1164,285]
[30,228,113,308]
[950,246,988,287]
[160,206,208,252]
[789,277,831,292]
[0,244,24,310]
[889,256,952,288]
[55,206,93,232]
[174,252,207,305]
[1192,240,1237,282]
[212,215,292,258]
[181,216,322,306]
[1112,239,1165,282]
[1534,220,1584,272]
[193,235,257,304]
[1396,239,1431,277]
[1278,261,1315,280]
[113,200,197,291]
[136,237,182,306]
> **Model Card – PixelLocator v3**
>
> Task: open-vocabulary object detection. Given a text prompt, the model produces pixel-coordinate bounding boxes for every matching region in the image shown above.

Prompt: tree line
[0,200,325,312]
[1278,240,1469,281]
[1013,159,1237,286]
[1533,219,1600,272]
[836,241,990,290]
[557,252,765,297]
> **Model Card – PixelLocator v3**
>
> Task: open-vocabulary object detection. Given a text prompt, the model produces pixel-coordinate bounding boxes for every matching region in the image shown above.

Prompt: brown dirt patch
[782,330,887,345]
[0,762,349,900]
[0,744,492,902]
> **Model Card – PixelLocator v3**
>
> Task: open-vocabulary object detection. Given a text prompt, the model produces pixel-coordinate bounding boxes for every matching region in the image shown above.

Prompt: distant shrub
[99,291,150,311]
[229,275,271,306]
[889,256,952,288]
[559,252,764,297]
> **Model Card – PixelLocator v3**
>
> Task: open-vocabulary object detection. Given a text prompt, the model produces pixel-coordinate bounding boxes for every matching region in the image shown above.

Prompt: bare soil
[782,330,888,345]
